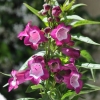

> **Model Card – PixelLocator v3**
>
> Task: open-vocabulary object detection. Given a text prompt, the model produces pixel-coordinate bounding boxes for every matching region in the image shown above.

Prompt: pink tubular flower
[48,58,62,72]
[50,23,72,46]
[17,22,47,50]
[62,47,80,59]
[8,70,26,92]
[52,6,62,17]
[63,71,83,94]
[25,56,49,84]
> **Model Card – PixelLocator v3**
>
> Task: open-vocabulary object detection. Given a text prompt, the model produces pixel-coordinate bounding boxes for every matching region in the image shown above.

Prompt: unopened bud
[47,17,53,22]
[44,27,51,34]
[52,6,62,17]
[43,3,51,11]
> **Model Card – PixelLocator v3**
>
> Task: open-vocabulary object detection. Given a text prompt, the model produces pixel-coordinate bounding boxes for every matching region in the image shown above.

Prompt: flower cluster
[8,1,83,94]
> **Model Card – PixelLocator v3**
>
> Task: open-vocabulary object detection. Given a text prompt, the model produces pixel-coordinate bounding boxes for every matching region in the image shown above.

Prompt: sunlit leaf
[23,3,48,26]
[71,20,100,27]
[52,0,59,6]
[63,0,75,11]
[72,34,100,45]
[71,3,86,10]
[61,15,84,21]
[80,63,100,69]
[19,51,45,71]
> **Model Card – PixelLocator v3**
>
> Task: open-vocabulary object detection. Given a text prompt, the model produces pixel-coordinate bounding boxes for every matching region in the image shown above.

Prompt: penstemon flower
[25,56,49,84]
[8,70,26,92]
[18,22,47,50]
[50,23,72,46]
[2,0,100,100]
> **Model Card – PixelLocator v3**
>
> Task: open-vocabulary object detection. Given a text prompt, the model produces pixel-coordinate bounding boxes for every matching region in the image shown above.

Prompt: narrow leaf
[80,63,100,69]
[0,71,11,77]
[71,3,86,10]
[63,0,75,11]
[31,84,43,90]
[90,69,95,82]
[80,50,94,62]
[61,15,84,21]
[61,91,73,100]
[17,98,36,100]
[71,20,100,27]
[52,0,59,6]
[72,34,100,45]
[23,3,48,26]
[19,51,45,71]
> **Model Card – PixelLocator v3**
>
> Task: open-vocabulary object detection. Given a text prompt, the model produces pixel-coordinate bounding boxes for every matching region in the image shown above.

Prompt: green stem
[0,71,11,77]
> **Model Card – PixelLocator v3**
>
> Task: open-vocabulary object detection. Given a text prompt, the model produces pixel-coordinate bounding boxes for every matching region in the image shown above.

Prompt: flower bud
[44,27,51,34]
[52,6,62,17]
[43,3,51,11]
[47,17,53,22]
[39,9,47,16]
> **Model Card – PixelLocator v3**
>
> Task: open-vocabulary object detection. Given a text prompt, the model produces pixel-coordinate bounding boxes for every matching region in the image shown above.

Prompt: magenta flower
[50,23,71,45]
[8,70,26,92]
[43,3,51,11]
[48,58,62,72]
[63,71,83,94]
[62,47,80,59]
[52,6,62,17]
[25,56,49,84]
[18,22,47,50]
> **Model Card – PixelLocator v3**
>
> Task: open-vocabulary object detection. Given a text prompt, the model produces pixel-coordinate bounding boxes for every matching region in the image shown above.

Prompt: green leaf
[90,69,95,82]
[31,84,43,90]
[80,63,100,69]
[52,0,59,6]
[26,84,43,93]
[19,51,45,71]
[71,3,86,10]
[23,3,48,26]
[72,34,100,45]
[80,50,94,62]
[17,98,36,100]
[63,0,75,11]
[0,71,11,77]
[69,83,100,99]
[71,20,100,27]
[61,15,84,21]
[61,90,73,100]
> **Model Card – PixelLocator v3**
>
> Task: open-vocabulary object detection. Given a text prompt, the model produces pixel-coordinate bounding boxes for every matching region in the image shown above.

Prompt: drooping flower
[62,47,80,59]
[48,58,62,72]
[50,23,72,46]
[17,22,47,50]
[52,6,62,17]
[8,70,26,92]
[25,56,49,84]
[63,71,83,94]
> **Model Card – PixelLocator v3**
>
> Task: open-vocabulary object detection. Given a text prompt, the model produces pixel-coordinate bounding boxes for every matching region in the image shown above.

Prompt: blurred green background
[0,0,100,100]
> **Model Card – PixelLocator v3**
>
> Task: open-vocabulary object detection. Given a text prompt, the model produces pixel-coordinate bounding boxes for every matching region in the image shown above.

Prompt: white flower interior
[56,27,68,41]
[29,30,40,43]
[70,73,79,89]
[30,63,44,79]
